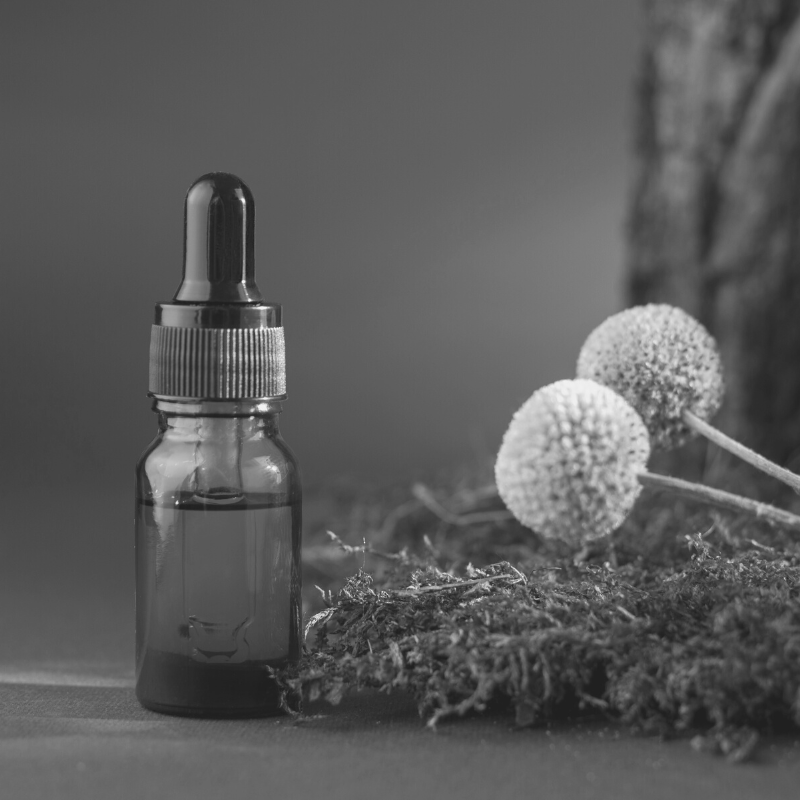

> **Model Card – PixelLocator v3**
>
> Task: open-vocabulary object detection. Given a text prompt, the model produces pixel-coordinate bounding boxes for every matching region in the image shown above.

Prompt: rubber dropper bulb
[173,172,264,304]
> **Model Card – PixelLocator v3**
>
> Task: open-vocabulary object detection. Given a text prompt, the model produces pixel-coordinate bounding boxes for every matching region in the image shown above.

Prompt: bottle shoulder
[136,428,300,501]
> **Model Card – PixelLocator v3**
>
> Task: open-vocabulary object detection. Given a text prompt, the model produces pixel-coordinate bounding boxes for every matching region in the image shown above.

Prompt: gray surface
[2,488,800,798]
[1,665,800,800]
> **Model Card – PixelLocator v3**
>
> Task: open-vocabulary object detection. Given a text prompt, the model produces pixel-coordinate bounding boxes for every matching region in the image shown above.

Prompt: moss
[285,477,800,763]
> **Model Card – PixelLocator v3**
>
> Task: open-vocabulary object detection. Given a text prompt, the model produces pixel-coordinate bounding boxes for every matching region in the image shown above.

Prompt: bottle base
[136,648,293,718]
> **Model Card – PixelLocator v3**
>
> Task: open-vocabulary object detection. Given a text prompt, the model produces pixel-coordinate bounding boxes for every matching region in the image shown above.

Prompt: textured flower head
[495,379,650,547]
[576,304,724,450]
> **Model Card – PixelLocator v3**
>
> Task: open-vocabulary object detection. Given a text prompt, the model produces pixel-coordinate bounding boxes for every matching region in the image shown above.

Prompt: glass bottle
[135,173,301,717]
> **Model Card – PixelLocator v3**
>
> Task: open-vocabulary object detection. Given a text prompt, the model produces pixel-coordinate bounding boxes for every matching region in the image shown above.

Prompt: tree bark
[629,0,800,469]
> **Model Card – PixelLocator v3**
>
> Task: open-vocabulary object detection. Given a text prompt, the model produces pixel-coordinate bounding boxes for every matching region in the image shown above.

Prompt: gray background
[1,0,638,493]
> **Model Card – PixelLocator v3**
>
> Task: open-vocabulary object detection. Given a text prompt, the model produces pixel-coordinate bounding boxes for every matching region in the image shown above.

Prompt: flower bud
[577,304,724,450]
[495,379,650,546]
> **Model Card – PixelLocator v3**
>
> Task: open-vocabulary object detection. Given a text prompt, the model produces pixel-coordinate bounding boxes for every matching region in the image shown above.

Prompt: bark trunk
[629,0,800,470]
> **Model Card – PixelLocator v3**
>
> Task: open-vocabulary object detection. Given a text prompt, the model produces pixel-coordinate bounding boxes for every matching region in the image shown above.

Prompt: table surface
[2,486,799,799]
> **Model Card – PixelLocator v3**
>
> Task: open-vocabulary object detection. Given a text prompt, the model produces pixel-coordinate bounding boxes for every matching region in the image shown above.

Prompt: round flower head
[576,304,724,450]
[495,379,650,547]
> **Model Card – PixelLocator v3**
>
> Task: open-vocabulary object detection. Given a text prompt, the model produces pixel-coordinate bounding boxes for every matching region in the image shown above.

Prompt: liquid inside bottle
[135,492,301,717]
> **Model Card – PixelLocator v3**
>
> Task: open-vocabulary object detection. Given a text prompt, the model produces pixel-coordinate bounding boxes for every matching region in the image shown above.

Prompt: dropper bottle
[135,172,301,717]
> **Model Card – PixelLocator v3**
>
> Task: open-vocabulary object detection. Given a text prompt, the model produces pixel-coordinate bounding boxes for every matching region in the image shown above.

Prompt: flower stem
[683,410,800,495]
[412,482,513,526]
[638,471,800,532]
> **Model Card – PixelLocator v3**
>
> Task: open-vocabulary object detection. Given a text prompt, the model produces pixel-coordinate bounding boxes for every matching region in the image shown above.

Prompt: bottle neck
[152,397,283,418]
[152,397,283,438]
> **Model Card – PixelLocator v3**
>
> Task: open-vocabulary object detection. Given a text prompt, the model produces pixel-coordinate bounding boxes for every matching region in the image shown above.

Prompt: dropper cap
[175,172,263,304]
[148,173,286,400]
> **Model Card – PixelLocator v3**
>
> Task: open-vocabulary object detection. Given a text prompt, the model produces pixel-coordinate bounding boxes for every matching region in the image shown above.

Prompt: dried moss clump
[494,379,650,546]
[281,543,800,762]
[577,304,724,449]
